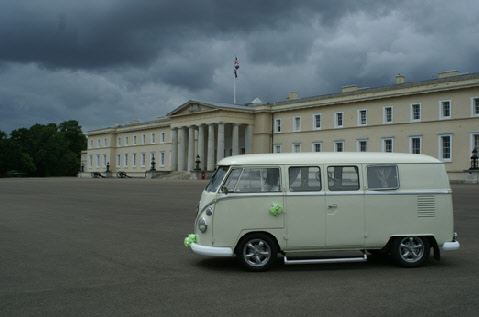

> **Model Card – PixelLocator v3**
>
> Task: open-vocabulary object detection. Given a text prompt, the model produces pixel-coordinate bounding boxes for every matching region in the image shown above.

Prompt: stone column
[232,123,239,155]
[171,128,178,171]
[207,123,215,171]
[187,125,195,171]
[217,122,225,163]
[245,124,253,154]
[198,124,205,170]
[178,127,186,171]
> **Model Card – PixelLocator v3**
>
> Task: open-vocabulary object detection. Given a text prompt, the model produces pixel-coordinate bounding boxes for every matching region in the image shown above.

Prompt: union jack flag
[234,57,240,78]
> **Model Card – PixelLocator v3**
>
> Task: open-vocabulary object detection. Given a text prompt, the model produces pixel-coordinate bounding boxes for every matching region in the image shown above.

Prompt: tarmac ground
[0,178,478,316]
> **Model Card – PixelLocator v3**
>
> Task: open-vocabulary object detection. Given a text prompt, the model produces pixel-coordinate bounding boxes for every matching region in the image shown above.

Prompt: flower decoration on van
[184,234,197,247]
[269,202,283,217]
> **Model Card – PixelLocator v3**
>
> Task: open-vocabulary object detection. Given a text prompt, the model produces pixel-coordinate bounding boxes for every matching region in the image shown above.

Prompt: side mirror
[220,186,229,194]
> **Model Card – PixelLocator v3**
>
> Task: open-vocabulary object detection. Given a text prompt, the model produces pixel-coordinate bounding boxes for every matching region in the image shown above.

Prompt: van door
[325,165,365,248]
[284,166,327,249]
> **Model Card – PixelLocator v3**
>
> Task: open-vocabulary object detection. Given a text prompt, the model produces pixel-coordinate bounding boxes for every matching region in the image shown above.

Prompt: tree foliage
[0,121,87,177]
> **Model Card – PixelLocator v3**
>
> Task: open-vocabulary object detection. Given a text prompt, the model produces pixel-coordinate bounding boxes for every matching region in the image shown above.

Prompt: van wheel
[237,233,278,272]
[392,236,430,267]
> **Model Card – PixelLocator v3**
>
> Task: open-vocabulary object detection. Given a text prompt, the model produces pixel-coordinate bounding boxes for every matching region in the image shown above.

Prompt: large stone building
[84,71,479,181]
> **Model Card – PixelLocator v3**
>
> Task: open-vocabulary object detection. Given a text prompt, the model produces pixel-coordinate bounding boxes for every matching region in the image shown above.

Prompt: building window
[292,143,301,153]
[125,136,129,146]
[141,153,146,167]
[151,133,156,144]
[410,136,422,154]
[411,103,421,121]
[133,135,137,145]
[103,154,107,167]
[274,119,282,133]
[160,132,166,144]
[471,97,479,116]
[335,112,344,128]
[357,140,367,152]
[382,138,394,153]
[335,141,344,152]
[439,134,452,161]
[117,154,121,167]
[439,100,452,119]
[293,116,301,132]
[312,142,322,152]
[124,153,128,167]
[132,153,137,167]
[384,106,393,123]
[160,152,165,167]
[274,144,282,153]
[358,109,367,126]
[313,114,321,130]
[142,134,146,144]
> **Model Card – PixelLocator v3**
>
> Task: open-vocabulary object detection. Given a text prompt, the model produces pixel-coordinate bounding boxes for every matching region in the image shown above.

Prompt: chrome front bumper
[190,243,234,257]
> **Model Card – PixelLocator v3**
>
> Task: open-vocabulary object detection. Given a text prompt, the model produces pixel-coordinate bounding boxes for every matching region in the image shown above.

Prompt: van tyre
[392,236,430,267]
[237,233,278,272]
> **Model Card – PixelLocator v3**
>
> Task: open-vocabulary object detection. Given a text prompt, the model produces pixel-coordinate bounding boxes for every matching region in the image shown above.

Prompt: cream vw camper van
[186,153,460,271]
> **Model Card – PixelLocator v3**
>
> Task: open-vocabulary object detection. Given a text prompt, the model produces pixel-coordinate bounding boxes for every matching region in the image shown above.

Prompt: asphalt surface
[0,178,478,316]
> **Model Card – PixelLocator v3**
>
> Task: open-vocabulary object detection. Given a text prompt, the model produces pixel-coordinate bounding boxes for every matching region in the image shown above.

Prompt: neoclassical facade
[84,71,479,181]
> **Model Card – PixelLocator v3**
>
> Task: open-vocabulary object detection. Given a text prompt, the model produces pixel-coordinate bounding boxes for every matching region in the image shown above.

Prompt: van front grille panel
[417,195,435,217]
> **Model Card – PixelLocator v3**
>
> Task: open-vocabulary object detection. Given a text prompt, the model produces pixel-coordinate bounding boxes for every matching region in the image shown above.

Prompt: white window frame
[439,100,452,120]
[438,134,453,162]
[410,103,422,122]
[292,143,301,153]
[335,112,344,128]
[274,119,282,133]
[356,139,368,152]
[471,132,479,152]
[312,142,322,152]
[357,109,367,126]
[274,144,282,153]
[381,137,394,153]
[409,135,422,154]
[292,116,301,132]
[471,97,479,117]
[312,113,322,130]
[334,141,345,152]
[383,106,393,124]
[160,151,166,167]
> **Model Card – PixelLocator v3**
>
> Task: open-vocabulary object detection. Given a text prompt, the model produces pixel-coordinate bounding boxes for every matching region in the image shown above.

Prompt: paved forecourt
[0,178,478,316]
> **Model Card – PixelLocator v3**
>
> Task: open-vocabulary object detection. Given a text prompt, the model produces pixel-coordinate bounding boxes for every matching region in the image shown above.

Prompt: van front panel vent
[417,195,435,217]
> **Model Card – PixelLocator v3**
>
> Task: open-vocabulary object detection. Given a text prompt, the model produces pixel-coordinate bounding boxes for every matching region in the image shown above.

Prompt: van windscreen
[205,166,229,192]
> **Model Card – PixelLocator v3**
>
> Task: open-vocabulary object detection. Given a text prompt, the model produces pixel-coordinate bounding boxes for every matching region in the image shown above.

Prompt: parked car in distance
[187,152,460,271]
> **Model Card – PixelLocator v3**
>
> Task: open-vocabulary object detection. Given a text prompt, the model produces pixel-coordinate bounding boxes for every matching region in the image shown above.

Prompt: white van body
[189,153,459,270]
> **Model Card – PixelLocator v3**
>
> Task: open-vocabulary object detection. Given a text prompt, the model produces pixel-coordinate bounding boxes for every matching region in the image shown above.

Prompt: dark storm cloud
[0,0,478,132]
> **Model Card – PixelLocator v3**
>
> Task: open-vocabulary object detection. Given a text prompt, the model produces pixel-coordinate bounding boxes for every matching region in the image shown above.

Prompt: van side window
[327,166,360,191]
[289,166,322,191]
[367,165,399,190]
[224,167,281,193]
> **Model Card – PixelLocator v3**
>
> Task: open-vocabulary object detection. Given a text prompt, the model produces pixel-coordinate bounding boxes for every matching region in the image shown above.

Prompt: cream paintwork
[192,153,457,257]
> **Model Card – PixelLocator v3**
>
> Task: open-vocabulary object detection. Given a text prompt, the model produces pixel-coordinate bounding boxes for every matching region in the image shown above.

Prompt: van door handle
[328,204,338,209]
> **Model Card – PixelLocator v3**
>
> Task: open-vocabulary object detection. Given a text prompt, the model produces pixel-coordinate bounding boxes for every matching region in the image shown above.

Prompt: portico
[168,101,255,172]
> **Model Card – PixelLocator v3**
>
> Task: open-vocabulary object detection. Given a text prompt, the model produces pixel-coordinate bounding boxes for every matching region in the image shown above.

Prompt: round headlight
[198,217,208,233]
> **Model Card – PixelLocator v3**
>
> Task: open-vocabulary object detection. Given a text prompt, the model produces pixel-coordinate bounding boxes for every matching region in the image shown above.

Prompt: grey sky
[1,0,478,132]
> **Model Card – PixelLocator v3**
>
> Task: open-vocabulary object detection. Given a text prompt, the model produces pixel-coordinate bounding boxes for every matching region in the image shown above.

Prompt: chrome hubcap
[399,236,424,263]
[243,239,271,267]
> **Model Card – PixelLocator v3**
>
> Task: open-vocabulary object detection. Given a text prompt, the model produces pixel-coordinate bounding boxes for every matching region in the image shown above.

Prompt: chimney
[341,85,359,93]
[287,91,299,100]
[438,70,461,79]
[395,74,405,84]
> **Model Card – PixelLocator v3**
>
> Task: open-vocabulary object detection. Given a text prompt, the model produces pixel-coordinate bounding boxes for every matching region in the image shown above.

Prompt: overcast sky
[1,0,478,133]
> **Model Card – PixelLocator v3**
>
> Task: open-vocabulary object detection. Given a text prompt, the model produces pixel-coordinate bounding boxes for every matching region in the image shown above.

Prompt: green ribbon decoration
[269,202,283,216]
[184,234,197,247]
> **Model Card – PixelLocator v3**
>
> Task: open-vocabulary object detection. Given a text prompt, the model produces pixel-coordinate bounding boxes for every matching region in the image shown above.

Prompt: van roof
[218,152,442,166]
